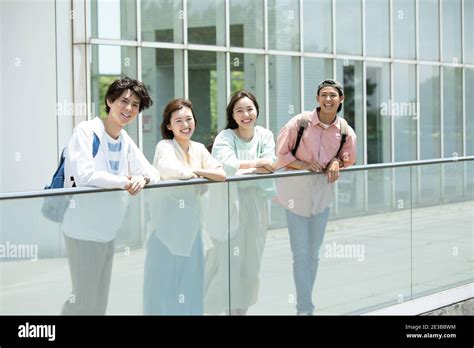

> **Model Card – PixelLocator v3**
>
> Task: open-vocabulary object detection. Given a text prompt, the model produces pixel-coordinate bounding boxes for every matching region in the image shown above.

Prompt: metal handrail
[1,156,473,200]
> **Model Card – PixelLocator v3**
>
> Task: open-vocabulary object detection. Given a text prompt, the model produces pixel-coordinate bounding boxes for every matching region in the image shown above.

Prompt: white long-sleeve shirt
[62,117,159,242]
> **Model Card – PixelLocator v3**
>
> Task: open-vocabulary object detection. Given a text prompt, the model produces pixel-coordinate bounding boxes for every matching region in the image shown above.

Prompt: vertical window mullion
[264,0,269,129]
[461,0,466,156]
[390,62,394,163]
[136,0,143,150]
[225,0,230,101]
[332,0,336,75]
[299,0,304,113]
[389,0,393,59]
[415,0,420,161]
[362,62,367,165]
[362,0,366,58]
[183,0,189,99]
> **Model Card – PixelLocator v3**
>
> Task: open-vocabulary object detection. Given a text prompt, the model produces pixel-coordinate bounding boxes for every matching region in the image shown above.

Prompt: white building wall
[1,0,73,193]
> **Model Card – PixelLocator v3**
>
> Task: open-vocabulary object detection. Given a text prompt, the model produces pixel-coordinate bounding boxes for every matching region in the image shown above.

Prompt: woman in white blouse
[143,98,226,315]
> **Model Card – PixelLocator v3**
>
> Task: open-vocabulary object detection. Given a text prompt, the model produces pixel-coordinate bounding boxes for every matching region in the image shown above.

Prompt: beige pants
[61,234,115,315]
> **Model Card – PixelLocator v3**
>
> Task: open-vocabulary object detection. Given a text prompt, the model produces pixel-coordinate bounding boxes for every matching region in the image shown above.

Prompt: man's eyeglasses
[319,93,339,99]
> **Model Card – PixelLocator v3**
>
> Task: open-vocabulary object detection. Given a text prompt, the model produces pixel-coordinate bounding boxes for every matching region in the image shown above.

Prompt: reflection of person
[205,90,276,315]
[276,79,357,315]
[144,98,226,315]
[61,77,159,315]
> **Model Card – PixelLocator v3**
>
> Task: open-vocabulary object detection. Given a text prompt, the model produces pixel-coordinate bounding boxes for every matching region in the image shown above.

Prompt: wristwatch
[142,174,151,185]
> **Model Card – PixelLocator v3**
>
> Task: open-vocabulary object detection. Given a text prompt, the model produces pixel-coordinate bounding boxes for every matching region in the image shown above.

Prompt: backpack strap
[92,132,100,157]
[335,117,348,158]
[71,132,100,186]
[291,112,312,156]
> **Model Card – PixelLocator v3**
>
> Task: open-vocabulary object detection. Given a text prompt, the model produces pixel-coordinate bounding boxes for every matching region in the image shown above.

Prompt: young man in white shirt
[61,77,159,315]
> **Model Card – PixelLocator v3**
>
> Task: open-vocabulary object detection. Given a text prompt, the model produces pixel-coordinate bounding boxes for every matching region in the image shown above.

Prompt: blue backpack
[42,133,100,222]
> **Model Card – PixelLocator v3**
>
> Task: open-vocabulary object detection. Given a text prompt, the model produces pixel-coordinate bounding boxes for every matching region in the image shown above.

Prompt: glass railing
[0,158,472,315]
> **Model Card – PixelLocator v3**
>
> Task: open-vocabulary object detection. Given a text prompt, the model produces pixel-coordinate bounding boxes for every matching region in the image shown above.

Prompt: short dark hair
[225,90,260,129]
[160,98,197,139]
[104,77,153,114]
[317,79,344,113]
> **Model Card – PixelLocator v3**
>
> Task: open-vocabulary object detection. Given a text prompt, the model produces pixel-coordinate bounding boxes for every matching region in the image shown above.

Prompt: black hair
[225,90,260,129]
[104,77,153,114]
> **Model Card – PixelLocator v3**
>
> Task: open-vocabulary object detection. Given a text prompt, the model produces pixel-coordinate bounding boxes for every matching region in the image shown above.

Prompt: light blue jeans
[286,207,330,315]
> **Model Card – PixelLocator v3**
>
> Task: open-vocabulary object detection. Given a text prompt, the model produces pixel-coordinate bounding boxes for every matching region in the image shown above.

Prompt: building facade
[1,0,473,193]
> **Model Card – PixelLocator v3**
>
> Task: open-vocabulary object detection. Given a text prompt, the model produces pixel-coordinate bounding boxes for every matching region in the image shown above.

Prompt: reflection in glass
[419,0,440,61]
[367,168,392,213]
[303,58,333,111]
[187,0,225,46]
[145,183,228,315]
[61,190,133,315]
[268,0,300,51]
[206,91,276,314]
[393,0,416,59]
[141,0,183,43]
[303,0,332,53]
[141,48,184,162]
[466,69,474,156]
[90,45,138,142]
[442,0,462,63]
[413,163,472,298]
[419,65,441,159]
[366,62,390,164]
[275,174,332,315]
[188,51,226,147]
[336,0,362,55]
[335,170,365,218]
[229,0,264,48]
[442,67,463,158]
[393,64,417,162]
[91,0,136,40]
[268,55,300,135]
[230,53,266,127]
[336,59,364,165]
[365,0,389,58]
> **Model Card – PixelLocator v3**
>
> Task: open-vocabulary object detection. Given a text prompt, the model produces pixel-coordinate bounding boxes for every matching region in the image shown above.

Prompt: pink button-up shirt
[275,109,357,217]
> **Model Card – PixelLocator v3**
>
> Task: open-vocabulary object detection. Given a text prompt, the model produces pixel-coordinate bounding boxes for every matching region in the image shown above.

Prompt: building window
[393,0,416,59]
[442,67,463,158]
[393,63,417,162]
[419,0,440,61]
[141,48,184,161]
[336,0,362,56]
[303,0,332,54]
[268,0,300,51]
[419,65,441,159]
[230,0,264,49]
[91,0,136,40]
[268,55,300,135]
[188,51,226,146]
[365,0,390,58]
[366,62,391,164]
[187,0,226,46]
[141,0,183,44]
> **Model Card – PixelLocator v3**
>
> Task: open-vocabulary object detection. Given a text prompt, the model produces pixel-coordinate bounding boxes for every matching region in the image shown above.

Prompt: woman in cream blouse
[143,98,226,315]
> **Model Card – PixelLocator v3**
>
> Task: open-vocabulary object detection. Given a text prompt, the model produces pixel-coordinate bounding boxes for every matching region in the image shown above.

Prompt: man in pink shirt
[275,79,357,315]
